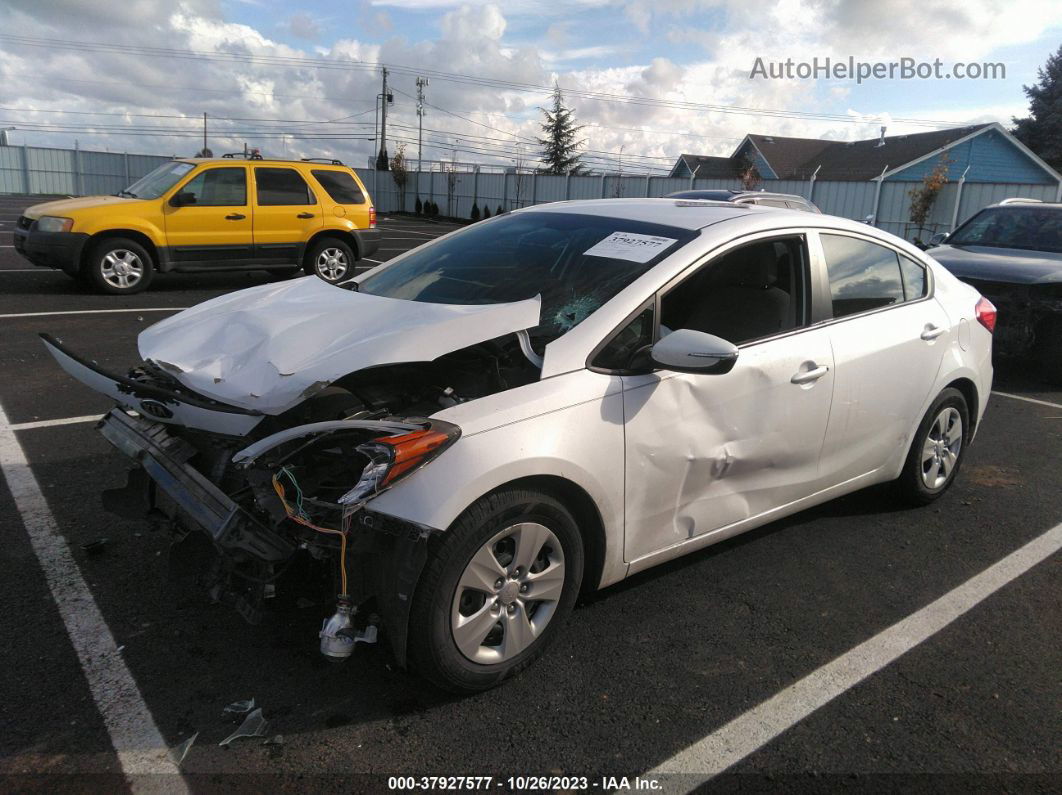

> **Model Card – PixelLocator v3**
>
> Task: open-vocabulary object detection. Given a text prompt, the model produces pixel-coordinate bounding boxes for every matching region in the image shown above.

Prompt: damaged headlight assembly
[231,418,461,660]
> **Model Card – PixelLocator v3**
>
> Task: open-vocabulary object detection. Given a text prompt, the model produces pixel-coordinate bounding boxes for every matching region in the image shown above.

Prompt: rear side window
[255,168,314,206]
[178,167,246,206]
[312,170,365,204]
[899,255,928,300]
[820,234,904,319]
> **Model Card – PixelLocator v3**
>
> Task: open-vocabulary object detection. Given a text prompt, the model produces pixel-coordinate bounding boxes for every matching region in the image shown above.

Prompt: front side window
[820,234,904,319]
[176,167,246,206]
[358,212,696,340]
[255,167,314,206]
[123,161,195,200]
[899,255,928,300]
[659,237,807,345]
[592,306,655,371]
[312,170,365,204]
[948,207,1062,253]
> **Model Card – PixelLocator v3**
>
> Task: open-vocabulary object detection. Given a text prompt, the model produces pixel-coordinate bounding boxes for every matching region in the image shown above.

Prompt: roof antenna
[876,126,887,147]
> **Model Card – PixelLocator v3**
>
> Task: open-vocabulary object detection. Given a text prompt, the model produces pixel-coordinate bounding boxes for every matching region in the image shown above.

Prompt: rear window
[255,167,314,206]
[312,170,365,204]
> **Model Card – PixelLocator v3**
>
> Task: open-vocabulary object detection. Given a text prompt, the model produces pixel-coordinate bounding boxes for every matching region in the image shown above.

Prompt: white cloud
[287,12,321,41]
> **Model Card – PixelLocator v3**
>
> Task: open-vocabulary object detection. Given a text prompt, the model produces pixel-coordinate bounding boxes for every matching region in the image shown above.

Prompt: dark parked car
[665,189,821,213]
[926,201,1062,382]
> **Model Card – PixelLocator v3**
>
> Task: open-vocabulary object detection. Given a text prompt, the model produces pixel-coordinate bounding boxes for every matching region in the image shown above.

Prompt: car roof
[515,197,804,230]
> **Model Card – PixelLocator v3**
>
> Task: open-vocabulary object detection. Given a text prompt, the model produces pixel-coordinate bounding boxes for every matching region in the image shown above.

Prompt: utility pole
[416,76,428,174]
[203,112,207,155]
[377,67,390,170]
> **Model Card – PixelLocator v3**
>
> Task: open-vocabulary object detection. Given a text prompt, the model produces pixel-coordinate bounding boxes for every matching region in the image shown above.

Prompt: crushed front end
[959,278,1062,357]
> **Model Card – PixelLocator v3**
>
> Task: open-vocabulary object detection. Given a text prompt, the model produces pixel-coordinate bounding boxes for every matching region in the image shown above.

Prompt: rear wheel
[408,488,583,693]
[86,237,154,294]
[305,237,356,284]
[895,387,969,505]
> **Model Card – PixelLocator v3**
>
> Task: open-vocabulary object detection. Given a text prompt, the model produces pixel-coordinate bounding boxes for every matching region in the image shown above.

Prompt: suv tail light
[369,206,376,228]
[975,296,996,333]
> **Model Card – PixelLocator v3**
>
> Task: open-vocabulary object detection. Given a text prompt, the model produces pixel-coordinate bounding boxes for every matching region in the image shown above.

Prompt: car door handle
[225,213,246,220]
[791,365,830,384]
[920,325,946,341]
[297,212,315,219]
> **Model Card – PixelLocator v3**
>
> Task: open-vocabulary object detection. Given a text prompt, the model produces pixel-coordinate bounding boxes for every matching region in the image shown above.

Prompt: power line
[0,33,968,129]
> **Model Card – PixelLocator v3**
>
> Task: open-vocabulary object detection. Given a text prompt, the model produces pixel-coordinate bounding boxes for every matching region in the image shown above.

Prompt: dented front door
[621,327,835,563]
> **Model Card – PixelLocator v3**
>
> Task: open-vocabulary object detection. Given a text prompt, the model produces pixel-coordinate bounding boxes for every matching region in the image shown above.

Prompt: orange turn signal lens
[375,427,456,486]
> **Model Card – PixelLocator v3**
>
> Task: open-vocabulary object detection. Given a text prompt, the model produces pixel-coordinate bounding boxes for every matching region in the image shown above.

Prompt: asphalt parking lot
[0,191,1059,792]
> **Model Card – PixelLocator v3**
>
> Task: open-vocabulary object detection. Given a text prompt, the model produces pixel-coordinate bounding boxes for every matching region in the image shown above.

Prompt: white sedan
[47,198,995,692]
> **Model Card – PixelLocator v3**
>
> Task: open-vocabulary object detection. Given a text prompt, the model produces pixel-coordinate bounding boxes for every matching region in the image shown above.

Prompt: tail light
[975,296,996,333]
[368,206,376,228]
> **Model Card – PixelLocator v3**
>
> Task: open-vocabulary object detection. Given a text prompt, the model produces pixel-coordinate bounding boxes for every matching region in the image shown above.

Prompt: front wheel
[408,488,584,693]
[86,237,154,294]
[895,387,970,505]
[305,237,356,284]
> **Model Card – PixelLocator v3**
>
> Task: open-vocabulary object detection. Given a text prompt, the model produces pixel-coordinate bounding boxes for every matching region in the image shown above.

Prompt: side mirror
[863,213,876,224]
[170,191,197,207]
[649,328,739,375]
[929,232,948,246]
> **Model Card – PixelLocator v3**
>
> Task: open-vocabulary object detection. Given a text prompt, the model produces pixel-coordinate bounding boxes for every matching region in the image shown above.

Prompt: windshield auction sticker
[584,232,678,263]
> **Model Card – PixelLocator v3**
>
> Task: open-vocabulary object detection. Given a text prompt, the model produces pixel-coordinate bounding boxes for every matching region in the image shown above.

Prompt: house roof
[804,124,993,180]
[671,154,740,179]
[675,123,1009,182]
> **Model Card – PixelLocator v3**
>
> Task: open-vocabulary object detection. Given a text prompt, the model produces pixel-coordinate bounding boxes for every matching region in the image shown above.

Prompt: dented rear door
[621,326,835,563]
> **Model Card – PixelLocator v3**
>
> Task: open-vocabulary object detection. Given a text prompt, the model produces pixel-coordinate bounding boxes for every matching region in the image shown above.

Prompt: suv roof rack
[221,150,264,160]
[301,157,345,165]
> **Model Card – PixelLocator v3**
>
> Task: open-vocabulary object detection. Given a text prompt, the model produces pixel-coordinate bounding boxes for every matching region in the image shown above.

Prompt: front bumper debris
[99,408,295,562]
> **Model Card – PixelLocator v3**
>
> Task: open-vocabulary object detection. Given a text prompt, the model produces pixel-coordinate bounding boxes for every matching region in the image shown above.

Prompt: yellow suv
[14,155,379,293]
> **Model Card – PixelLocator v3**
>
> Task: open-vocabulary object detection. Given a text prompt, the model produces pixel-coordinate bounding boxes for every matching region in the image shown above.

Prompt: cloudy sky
[1,0,1060,173]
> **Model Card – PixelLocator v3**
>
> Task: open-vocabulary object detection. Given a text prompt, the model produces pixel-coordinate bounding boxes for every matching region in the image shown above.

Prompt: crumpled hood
[927,245,1062,285]
[138,277,541,414]
[24,195,139,219]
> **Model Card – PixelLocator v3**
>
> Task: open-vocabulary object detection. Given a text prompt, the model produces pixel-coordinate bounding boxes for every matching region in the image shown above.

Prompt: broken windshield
[357,211,696,338]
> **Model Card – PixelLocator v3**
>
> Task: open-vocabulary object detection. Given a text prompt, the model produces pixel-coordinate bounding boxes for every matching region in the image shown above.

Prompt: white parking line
[0,401,188,787]
[0,414,101,431]
[360,257,385,264]
[377,227,442,238]
[992,391,1062,411]
[0,307,187,319]
[648,521,1062,788]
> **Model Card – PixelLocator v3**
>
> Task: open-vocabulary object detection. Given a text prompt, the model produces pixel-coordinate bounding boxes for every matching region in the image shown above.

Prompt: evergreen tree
[1012,45,1062,172]
[471,202,481,221]
[482,206,491,219]
[415,196,423,215]
[537,83,586,175]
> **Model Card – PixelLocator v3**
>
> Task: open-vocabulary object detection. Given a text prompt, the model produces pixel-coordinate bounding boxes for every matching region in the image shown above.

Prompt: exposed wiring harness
[271,467,350,595]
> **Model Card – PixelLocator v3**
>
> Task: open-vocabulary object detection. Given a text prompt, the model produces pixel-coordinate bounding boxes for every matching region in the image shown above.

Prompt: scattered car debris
[172,731,198,765]
[219,708,269,747]
[222,698,255,720]
[80,538,109,555]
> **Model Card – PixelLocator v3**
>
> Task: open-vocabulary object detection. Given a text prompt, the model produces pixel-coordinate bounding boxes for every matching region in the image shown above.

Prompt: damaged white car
[46,199,994,692]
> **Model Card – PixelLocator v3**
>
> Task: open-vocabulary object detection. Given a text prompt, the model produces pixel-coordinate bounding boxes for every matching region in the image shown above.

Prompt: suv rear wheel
[305,237,356,284]
[85,237,154,294]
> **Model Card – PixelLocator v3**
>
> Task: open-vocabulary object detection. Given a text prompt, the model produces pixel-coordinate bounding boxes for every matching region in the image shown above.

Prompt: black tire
[304,237,356,284]
[1035,318,1062,385]
[408,488,584,693]
[85,237,154,294]
[895,387,970,506]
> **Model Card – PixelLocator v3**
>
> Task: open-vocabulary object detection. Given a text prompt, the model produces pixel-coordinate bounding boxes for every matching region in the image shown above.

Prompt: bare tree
[908,154,952,243]
[389,144,409,212]
[737,153,762,191]
[444,151,460,218]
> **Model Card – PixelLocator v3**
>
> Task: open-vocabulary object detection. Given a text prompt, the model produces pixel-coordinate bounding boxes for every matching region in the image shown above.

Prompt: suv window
[312,170,365,204]
[178,167,246,206]
[660,237,807,345]
[255,167,314,206]
[820,234,904,319]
